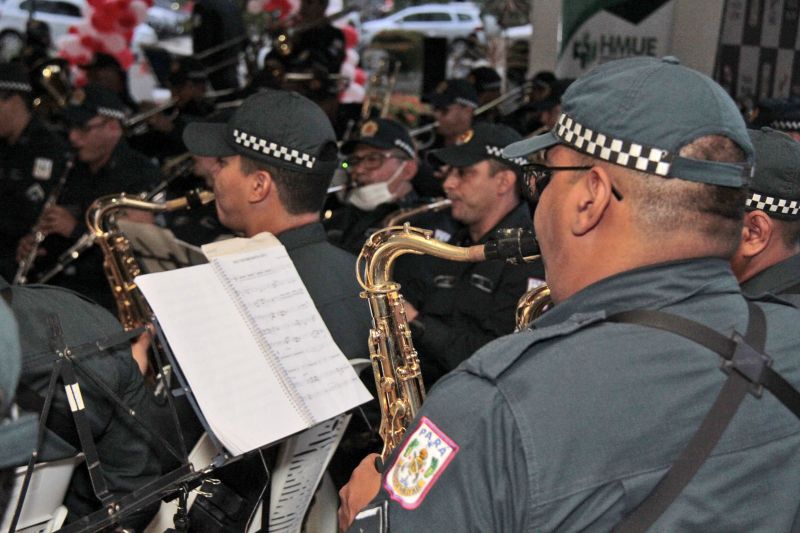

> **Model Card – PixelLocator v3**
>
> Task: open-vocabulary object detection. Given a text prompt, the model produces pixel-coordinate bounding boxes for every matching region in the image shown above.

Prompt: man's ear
[570,166,613,236]
[494,168,517,195]
[739,210,773,258]
[249,168,273,203]
[401,159,419,181]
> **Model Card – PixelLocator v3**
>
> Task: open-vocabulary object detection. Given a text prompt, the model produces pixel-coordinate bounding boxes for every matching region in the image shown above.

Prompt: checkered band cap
[233,128,316,169]
[486,145,526,167]
[394,139,415,158]
[554,113,672,176]
[455,97,478,108]
[97,106,126,121]
[0,80,31,92]
[771,120,800,131]
[746,192,800,218]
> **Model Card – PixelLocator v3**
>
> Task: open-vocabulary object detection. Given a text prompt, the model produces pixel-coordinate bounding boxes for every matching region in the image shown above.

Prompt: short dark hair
[586,135,749,256]
[775,219,800,249]
[240,156,332,215]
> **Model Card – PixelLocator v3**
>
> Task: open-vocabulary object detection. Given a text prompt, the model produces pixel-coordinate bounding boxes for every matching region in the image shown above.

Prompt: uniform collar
[740,254,800,297]
[276,222,328,251]
[452,201,532,245]
[535,258,742,329]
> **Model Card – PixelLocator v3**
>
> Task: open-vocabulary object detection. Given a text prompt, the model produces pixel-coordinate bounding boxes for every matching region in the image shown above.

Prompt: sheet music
[137,265,305,456]
[212,247,372,425]
[136,239,370,457]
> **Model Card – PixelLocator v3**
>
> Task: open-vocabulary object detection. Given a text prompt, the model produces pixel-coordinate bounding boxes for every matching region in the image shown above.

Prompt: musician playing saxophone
[16,84,159,308]
[0,62,70,280]
[395,122,545,386]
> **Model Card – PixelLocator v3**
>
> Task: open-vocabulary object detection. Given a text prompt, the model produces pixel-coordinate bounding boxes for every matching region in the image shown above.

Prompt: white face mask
[347,161,406,211]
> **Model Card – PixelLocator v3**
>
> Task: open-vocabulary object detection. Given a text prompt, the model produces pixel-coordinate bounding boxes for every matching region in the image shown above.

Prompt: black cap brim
[427,145,485,167]
[60,106,95,128]
[183,122,236,157]
[340,137,394,155]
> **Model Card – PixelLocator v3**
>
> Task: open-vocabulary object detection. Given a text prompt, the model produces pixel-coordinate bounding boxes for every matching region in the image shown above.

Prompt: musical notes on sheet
[212,246,371,425]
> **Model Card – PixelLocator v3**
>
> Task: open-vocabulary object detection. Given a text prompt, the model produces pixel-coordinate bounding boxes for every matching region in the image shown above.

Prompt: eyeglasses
[344,152,407,172]
[521,163,624,202]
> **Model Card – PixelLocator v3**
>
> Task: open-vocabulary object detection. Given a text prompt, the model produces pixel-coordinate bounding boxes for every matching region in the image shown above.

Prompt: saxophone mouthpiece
[483,228,540,264]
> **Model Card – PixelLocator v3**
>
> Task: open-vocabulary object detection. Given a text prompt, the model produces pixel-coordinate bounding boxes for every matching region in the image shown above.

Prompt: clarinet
[36,156,197,284]
[13,157,75,285]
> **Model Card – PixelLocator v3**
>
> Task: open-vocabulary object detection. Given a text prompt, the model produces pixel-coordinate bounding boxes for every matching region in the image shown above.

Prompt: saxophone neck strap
[607,301,800,533]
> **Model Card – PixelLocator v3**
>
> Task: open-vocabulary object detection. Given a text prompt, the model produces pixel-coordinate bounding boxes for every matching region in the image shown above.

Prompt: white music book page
[136,238,371,457]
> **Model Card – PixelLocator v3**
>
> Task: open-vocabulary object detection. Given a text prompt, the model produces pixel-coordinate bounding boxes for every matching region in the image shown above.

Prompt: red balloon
[91,12,115,32]
[118,12,137,29]
[116,49,134,69]
[354,67,366,86]
[341,25,358,49]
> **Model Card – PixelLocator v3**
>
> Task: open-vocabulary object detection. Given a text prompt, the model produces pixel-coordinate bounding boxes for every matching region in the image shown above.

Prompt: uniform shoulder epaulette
[463,310,608,380]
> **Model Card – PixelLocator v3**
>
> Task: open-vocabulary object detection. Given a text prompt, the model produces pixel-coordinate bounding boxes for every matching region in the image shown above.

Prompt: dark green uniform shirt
[277,222,371,359]
[2,276,163,530]
[359,259,800,532]
[740,254,800,307]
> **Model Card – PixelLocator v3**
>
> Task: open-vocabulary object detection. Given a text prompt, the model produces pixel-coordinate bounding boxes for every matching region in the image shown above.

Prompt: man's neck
[89,151,114,174]
[248,212,320,238]
[468,198,518,242]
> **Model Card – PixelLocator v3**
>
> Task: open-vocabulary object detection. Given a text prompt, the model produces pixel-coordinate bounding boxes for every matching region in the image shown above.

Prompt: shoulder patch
[32,158,53,180]
[384,416,459,510]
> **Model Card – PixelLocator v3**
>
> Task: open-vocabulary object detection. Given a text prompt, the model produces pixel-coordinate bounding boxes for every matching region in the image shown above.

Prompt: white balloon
[345,47,358,66]
[246,0,264,15]
[130,0,149,23]
[340,82,365,104]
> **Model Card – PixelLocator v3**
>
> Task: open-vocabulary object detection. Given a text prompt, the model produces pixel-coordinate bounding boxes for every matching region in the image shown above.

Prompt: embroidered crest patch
[384,417,459,509]
[32,158,53,180]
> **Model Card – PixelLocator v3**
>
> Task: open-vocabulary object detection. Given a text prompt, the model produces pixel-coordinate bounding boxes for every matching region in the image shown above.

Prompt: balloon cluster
[246,0,293,20]
[56,0,152,73]
[338,24,366,104]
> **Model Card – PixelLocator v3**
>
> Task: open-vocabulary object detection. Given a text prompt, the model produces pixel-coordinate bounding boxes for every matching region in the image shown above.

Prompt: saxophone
[357,225,540,461]
[86,189,215,331]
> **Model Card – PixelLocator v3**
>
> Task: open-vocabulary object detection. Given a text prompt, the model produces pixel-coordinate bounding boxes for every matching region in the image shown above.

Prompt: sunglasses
[522,163,624,202]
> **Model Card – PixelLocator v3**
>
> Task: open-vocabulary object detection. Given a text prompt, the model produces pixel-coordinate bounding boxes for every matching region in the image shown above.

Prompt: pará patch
[384,416,459,510]
[32,158,53,180]
[527,277,546,291]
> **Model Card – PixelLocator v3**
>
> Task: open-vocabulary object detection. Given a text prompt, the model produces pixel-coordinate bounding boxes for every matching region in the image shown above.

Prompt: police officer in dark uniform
[416,79,479,198]
[731,127,800,306]
[129,57,217,164]
[182,89,373,529]
[340,57,800,532]
[0,62,70,280]
[17,84,160,309]
[1,275,166,529]
[326,118,456,255]
[397,122,545,385]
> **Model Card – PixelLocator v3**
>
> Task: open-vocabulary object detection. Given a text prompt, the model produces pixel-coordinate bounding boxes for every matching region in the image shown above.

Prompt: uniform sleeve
[365,371,529,532]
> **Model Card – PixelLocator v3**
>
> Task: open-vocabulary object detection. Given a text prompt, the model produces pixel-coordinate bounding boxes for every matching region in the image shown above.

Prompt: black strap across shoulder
[606,301,800,533]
